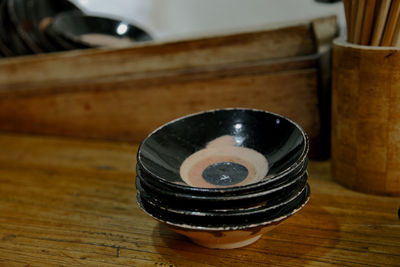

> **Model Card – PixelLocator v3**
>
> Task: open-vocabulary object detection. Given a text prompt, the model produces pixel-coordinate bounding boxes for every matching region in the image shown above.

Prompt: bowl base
[190,234,262,249]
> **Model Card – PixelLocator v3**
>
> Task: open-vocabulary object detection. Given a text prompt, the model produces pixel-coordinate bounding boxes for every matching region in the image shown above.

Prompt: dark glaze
[46,12,152,49]
[136,161,307,209]
[202,162,249,186]
[137,171,308,215]
[138,109,308,194]
[136,183,310,229]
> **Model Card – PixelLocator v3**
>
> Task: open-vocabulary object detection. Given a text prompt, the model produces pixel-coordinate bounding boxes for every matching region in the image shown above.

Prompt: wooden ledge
[0,133,398,266]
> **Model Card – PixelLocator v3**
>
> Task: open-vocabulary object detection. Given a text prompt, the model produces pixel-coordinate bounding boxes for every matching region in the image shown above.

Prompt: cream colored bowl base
[191,234,262,249]
[169,224,278,249]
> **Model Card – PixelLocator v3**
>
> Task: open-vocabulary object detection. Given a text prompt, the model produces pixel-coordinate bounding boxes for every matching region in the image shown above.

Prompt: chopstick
[348,0,359,43]
[353,0,366,44]
[391,11,400,46]
[343,0,352,40]
[371,0,392,46]
[343,0,351,39]
[360,0,377,45]
[381,0,400,46]
[344,0,400,47]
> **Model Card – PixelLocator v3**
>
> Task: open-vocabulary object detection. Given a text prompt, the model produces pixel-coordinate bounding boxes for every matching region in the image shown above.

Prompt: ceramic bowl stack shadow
[0,0,152,58]
[136,108,310,249]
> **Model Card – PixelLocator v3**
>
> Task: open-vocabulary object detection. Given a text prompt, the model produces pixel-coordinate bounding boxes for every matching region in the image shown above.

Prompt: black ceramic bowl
[136,160,308,209]
[137,171,308,216]
[7,0,43,53]
[46,12,152,49]
[136,183,310,249]
[137,183,309,226]
[0,0,77,56]
[137,108,308,193]
[137,156,308,196]
[137,182,310,249]
[24,0,81,52]
[0,0,31,56]
[0,1,14,56]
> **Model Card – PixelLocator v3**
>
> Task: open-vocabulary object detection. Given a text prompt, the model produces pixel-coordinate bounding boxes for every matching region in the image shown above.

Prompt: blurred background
[71,0,346,40]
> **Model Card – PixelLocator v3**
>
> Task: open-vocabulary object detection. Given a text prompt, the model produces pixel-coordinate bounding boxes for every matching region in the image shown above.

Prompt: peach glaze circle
[179,136,269,188]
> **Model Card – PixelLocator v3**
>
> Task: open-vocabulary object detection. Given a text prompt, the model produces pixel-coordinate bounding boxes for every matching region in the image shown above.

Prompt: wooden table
[0,133,399,266]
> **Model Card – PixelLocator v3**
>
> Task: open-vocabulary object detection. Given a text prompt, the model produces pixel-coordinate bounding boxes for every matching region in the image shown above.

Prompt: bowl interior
[138,109,308,190]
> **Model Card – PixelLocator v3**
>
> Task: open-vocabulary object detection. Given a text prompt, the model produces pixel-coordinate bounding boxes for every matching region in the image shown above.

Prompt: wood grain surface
[332,39,400,196]
[0,133,399,266]
[0,16,337,160]
[0,58,320,144]
[0,22,317,86]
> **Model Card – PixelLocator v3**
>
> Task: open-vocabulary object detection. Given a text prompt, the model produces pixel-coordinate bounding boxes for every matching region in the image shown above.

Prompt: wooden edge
[0,16,338,87]
[0,24,317,85]
[0,54,319,98]
[334,36,400,50]
[311,15,338,49]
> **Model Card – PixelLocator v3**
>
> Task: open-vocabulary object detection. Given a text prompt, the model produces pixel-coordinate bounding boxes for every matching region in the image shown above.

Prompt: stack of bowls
[136,108,310,249]
[0,0,81,57]
[0,0,152,58]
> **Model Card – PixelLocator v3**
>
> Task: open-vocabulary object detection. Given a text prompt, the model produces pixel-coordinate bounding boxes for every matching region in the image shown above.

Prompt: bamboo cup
[332,38,400,196]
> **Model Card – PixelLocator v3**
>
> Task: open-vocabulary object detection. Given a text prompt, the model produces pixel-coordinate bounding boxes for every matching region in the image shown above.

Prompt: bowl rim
[137,108,309,192]
[139,175,307,216]
[137,183,310,231]
[137,156,308,196]
[136,163,308,202]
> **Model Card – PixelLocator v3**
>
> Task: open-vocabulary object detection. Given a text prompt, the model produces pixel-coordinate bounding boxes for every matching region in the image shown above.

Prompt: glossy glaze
[179,135,269,188]
[138,174,308,217]
[138,156,308,196]
[138,109,308,193]
[47,12,152,48]
[136,166,308,210]
[137,184,309,228]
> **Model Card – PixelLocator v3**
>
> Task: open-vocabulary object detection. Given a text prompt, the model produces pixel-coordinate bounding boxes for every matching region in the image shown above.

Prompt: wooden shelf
[0,133,398,266]
[0,16,337,159]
